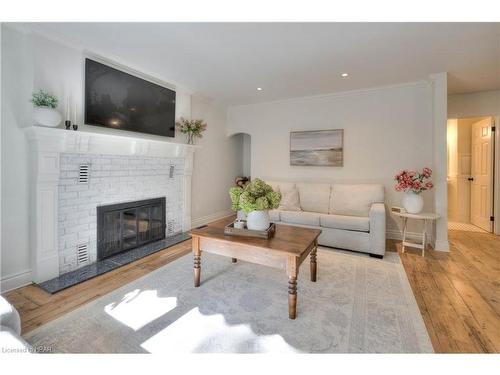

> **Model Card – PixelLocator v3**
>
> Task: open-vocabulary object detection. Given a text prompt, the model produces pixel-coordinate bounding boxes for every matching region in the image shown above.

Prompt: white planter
[246,210,270,231]
[402,191,424,214]
[236,210,247,221]
[33,107,62,128]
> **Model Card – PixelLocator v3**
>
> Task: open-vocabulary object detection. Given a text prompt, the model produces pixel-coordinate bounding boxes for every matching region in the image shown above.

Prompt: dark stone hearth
[38,232,191,294]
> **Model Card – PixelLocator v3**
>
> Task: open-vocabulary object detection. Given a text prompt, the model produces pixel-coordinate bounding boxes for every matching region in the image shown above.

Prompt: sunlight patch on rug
[104,289,177,331]
[140,307,298,353]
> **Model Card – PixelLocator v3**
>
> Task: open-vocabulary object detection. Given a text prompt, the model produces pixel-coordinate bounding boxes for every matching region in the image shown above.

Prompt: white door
[470,118,493,232]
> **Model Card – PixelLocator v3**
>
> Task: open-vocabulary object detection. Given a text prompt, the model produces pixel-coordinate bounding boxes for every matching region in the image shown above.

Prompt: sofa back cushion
[265,181,301,211]
[265,181,295,195]
[278,187,301,211]
[330,184,384,217]
[297,183,331,214]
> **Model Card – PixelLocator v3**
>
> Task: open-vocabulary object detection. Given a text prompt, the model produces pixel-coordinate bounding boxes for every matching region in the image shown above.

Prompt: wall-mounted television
[84,58,176,137]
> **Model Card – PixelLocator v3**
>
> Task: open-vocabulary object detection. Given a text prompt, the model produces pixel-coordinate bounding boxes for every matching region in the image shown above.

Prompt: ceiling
[28,23,500,105]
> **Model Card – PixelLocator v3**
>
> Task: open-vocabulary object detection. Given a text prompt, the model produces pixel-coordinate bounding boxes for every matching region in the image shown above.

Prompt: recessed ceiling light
[341,73,349,78]
[257,87,263,91]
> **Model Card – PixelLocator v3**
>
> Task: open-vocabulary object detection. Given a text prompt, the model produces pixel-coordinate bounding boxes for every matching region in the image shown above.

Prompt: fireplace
[97,198,166,260]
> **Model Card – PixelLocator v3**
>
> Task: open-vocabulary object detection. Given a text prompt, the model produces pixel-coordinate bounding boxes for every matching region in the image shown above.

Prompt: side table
[392,212,440,257]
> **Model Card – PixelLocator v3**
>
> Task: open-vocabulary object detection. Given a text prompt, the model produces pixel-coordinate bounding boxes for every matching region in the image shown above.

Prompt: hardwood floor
[2,240,191,334]
[2,224,499,353]
[390,229,500,353]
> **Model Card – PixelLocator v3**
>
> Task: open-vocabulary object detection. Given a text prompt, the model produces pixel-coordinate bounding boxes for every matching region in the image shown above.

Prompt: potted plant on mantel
[31,90,62,128]
[394,167,434,214]
[229,179,281,231]
[175,117,207,145]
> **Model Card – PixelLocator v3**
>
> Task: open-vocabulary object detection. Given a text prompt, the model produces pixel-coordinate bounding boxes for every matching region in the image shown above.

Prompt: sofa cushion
[266,181,296,195]
[278,187,301,211]
[330,184,384,217]
[297,183,331,214]
[320,214,370,232]
[269,209,281,222]
[280,210,320,226]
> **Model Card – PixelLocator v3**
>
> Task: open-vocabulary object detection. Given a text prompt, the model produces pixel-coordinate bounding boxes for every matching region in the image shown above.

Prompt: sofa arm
[0,296,21,335]
[369,203,386,256]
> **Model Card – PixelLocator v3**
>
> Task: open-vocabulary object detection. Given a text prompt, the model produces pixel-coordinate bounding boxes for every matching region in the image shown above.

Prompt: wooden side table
[392,212,440,257]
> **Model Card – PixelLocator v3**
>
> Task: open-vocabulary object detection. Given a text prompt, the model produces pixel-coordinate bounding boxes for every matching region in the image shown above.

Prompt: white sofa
[266,181,386,258]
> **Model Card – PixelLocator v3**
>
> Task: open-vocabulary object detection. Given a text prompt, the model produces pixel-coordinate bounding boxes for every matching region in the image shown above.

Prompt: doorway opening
[447,117,496,233]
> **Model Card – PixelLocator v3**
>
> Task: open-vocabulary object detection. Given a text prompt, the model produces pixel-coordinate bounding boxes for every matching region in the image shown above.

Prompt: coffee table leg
[310,240,317,282]
[232,258,237,263]
[287,256,298,319]
[288,276,297,319]
[193,236,201,287]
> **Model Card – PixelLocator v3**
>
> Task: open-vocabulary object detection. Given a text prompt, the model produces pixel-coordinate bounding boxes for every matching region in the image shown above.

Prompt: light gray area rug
[25,249,433,353]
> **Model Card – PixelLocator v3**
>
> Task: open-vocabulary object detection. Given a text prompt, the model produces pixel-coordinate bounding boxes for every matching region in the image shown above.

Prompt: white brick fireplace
[26,126,199,283]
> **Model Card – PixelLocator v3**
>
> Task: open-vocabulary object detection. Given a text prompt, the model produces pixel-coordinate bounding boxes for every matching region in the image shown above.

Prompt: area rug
[25,248,433,353]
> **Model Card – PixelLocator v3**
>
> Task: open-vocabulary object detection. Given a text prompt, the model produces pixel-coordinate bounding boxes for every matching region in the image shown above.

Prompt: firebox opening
[97,197,166,260]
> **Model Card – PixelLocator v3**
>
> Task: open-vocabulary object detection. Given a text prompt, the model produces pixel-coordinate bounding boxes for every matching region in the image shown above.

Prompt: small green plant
[31,90,58,108]
[229,178,281,213]
[175,117,207,137]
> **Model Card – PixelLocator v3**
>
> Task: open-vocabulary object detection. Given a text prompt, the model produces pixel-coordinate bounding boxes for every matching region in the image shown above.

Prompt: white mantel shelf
[25,125,199,283]
[25,125,200,158]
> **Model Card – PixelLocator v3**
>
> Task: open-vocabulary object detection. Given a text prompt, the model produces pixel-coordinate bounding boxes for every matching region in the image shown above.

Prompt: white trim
[494,116,500,235]
[25,126,200,158]
[229,80,429,109]
[191,210,234,229]
[430,72,450,252]
[0,270,33,293]
[387,229,427,243]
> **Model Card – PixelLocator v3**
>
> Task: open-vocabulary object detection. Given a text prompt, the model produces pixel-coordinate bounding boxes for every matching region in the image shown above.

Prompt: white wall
[1,26,34,289]
[242,133,251,177]
[1,25,239,290]
[190,95,243,227]
[227,82,436,238]
[448,90,500,118]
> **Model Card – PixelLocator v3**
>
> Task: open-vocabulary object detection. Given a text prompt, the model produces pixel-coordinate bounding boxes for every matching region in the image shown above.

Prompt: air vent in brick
[77,243,89,265]
[78,164,90,184]
[167,220,174,235]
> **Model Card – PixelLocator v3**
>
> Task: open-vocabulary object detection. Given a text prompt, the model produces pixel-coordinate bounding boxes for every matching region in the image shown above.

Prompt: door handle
[468,177,474,181]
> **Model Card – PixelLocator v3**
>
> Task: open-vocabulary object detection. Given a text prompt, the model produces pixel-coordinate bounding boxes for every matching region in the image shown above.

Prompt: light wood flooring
[2,222,499,353]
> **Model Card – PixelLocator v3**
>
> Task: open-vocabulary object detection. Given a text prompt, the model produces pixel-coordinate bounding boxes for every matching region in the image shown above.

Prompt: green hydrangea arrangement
[229,178,281,213]
[31,90,58,108]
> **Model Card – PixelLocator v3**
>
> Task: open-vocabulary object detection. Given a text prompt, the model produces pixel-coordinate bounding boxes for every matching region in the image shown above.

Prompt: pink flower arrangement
[394,168,433,194]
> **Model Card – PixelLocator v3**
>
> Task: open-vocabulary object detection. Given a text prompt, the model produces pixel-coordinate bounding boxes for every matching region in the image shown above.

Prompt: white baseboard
[386,229,422,242]
[434,240,450,252]
[0,270,33,293]
[191,209,234,229]
[387,229,438,250]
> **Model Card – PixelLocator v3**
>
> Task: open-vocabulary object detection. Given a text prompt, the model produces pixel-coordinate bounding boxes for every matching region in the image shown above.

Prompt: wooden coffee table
[190,218,321,319]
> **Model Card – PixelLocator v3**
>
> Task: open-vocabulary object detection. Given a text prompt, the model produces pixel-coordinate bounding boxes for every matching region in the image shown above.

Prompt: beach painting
[290,129,344,166]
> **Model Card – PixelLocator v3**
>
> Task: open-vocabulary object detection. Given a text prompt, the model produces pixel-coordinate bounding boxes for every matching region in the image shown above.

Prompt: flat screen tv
[85,58,176,137]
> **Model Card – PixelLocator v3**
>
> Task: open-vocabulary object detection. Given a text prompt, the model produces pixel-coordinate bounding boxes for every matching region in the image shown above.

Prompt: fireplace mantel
[25,126,199,283]
[25,126,200,157]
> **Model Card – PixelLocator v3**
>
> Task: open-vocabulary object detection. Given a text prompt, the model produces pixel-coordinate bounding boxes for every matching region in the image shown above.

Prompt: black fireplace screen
[97,197,166,260]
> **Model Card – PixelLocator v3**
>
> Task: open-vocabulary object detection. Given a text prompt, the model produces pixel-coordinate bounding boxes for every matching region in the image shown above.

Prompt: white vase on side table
[402,191,424,214]
[246,210,270,231]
